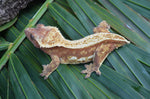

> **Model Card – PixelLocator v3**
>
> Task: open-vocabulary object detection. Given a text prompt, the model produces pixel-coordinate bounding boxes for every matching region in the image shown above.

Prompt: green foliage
[0,17,17,32]
[0,0,150,98]
[0,37,11,51]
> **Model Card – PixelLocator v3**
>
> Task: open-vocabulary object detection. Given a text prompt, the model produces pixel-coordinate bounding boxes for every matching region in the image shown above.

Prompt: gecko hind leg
[81,43,117,78]
[93,20,110,33]
[40,55,60,79]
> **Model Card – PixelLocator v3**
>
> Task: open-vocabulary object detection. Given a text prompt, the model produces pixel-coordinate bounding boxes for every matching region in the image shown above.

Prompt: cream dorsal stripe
[34,26,130,48]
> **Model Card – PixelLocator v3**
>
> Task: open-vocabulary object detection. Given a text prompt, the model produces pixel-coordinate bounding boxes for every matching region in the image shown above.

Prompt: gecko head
[25,24,64,48]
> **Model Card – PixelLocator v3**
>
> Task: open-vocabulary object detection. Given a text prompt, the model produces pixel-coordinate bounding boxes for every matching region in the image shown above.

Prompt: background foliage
[0,0,150,98]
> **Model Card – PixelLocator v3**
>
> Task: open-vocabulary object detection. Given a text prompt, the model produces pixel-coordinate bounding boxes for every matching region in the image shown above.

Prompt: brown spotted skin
[25,21,129,79]
[41,41,125,64]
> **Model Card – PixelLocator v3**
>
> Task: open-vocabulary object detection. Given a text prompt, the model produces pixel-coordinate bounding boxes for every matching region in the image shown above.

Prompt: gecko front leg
[40,55,60,79]
[81,43,117,78]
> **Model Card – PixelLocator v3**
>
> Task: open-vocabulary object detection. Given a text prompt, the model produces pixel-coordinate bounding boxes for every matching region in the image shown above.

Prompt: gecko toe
[81,70,88,74]
[40,73,44,77]
[40,72,51,79]
[44,76,48,80]
[96,70,101,75]
[40,72,47,77]
[85,73,91,78]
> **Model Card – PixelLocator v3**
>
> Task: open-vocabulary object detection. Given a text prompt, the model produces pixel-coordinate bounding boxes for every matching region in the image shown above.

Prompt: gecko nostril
[30,34,35,40]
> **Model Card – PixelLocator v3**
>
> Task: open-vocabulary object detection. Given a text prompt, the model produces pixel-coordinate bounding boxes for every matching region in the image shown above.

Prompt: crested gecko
[25,21,130,79]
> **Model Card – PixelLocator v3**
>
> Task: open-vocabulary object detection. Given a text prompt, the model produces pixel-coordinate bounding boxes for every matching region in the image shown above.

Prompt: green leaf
[127,44,150,67]
[66,0,101,34]
[0,37,11,51]
[0,17,17,32]
[107,51,138,82]
[0,0,150,98]
[70,66,121,99]
[71,65,150,98]
[16,43,58,99]
[122,1,150,19]
[48,3,88,39]
[0,68,8,99]
[98,65,150,98]
[109,0,150,37]
[126,0,150,10]
[9,53,42,98]
[117,45,150,90]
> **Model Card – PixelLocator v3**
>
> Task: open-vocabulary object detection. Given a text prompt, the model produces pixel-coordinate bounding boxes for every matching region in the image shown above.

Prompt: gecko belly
[60,55,94,64]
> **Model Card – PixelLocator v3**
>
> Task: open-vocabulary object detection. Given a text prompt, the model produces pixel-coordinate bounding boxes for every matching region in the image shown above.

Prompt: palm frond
[0,0,150,98]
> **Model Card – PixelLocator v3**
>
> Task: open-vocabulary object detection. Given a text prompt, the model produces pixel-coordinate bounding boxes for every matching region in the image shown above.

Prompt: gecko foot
[40,65,52,79]
[81,63,101,78]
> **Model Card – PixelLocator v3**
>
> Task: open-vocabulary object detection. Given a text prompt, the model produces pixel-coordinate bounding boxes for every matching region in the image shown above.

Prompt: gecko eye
[30,34,35,40]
